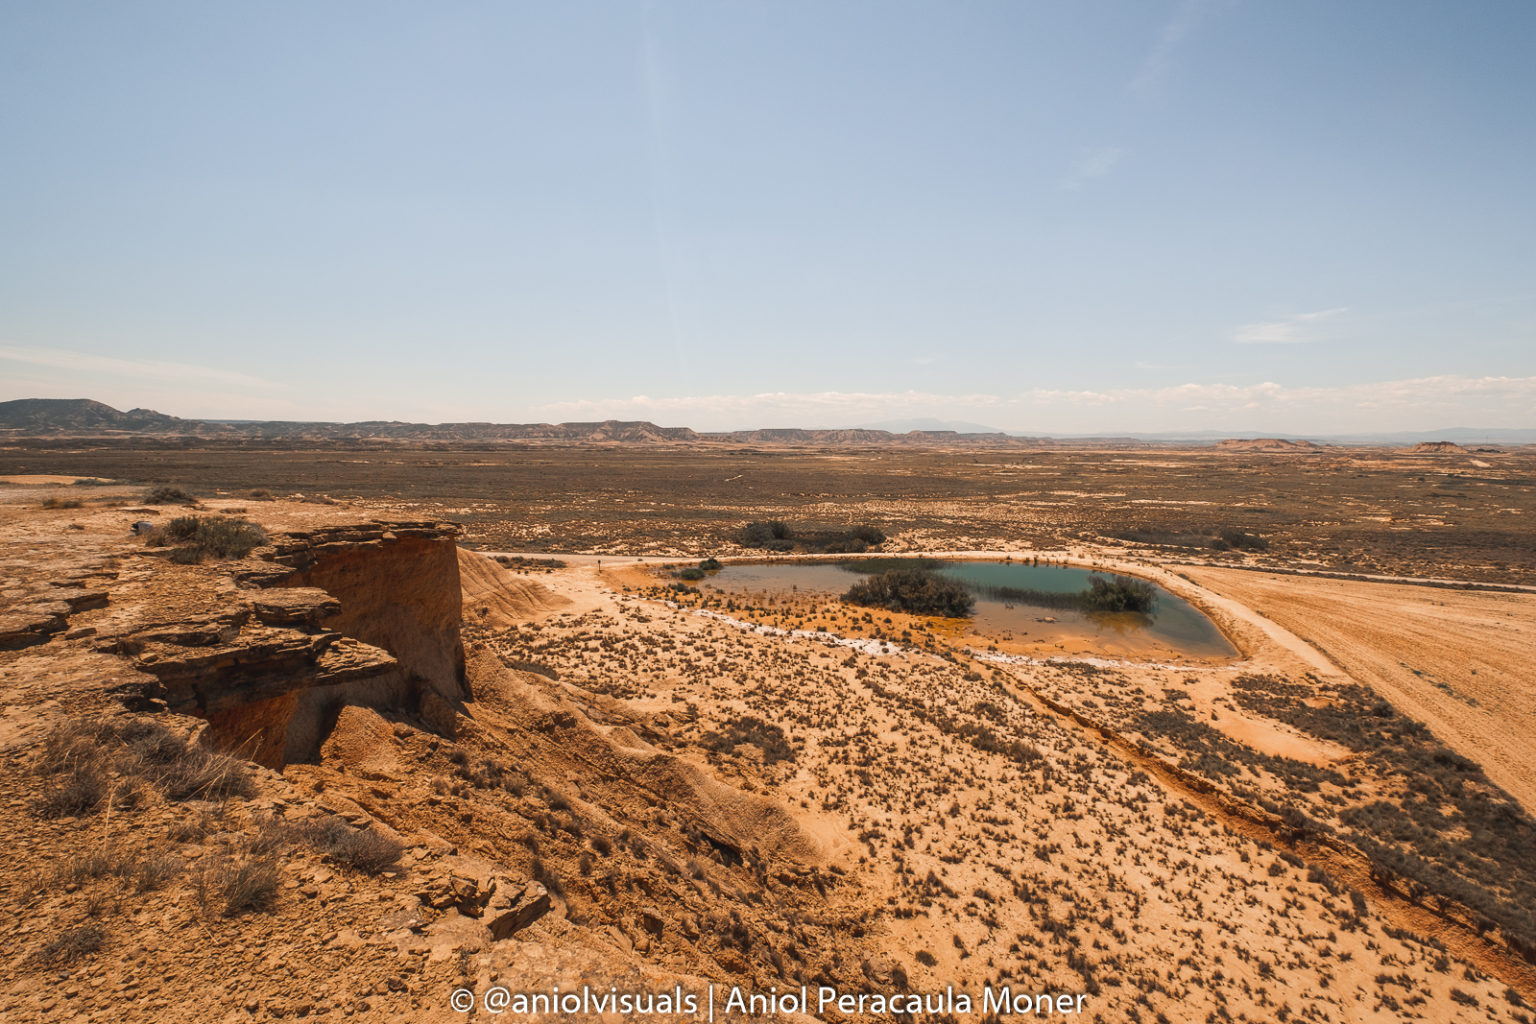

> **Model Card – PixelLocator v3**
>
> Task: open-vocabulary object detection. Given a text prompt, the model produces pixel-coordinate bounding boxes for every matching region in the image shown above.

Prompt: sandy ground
[4,487,1536,1022]
[487,555,1536,1018]
[1184,565,1536,816]
[0,474,117,486]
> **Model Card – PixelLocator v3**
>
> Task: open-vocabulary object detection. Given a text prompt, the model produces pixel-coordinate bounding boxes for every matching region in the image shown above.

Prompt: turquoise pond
[679,559,1237,660]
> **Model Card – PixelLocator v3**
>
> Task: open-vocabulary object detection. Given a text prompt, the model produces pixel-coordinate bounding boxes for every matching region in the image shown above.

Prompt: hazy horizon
[3,2,1533,434]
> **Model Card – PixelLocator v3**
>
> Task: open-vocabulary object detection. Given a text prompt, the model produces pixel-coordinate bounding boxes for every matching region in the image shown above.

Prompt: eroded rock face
[0,567,115,650]
[0,606,69,650]
[415,862,551,941]
[266,524,467,704]
[78,519,466,768]
[251,587,341,627]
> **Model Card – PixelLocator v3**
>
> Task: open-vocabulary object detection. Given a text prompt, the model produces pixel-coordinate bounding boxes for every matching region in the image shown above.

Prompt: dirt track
[1185,566,1536,816]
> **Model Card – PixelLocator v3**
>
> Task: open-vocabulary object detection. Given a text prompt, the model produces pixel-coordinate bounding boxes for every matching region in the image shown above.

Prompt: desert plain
[1,436,1534,1024]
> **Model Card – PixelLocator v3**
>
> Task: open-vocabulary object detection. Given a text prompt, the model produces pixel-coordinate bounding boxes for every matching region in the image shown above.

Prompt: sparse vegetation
[1112,526,1269,552]
[1131,672,1536,955]
[6,442,1536,1021]
[195,855,279,916]
[141,485,198,505]
[31,718,254,815]
[701,715,796,764]
[37,923,105,964]
[291,816,404,873]
[738,520,885,554]
[842,568,975,617]
[143,514,267,562]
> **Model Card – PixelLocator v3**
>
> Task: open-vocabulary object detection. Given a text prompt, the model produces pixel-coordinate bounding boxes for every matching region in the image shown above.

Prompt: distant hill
[1214,438,1325,453]
[4,399,1530,448]
[1407,440,1467,454]
[0,398,209,434]
[0,399,1044,446]
[217,418,702,443]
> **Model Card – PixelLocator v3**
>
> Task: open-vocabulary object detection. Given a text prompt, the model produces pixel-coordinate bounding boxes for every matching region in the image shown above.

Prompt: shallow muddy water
[681,559,1237,661]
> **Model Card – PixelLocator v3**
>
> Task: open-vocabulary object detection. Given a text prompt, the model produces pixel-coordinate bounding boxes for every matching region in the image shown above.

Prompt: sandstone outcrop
[0,567,114,650]
[23,518,472,768]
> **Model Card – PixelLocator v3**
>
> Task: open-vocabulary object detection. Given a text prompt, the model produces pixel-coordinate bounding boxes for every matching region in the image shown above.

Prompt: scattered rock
[486,882,551,940]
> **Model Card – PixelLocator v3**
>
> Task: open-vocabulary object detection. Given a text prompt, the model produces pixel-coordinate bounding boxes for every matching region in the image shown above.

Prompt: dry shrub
[32,761,108,818]
[195,855,280,916]
[292,816,403,873]
[53,842,183,894]
[141,485,197,505]
[53,846,122,885]
[32,718,254,816]
[155,745,255,801]
[132,852,182,893]
[37,924,105,964]
[169,813,216,844]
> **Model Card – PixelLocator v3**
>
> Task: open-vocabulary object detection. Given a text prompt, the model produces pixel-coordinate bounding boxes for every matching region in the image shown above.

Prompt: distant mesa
[854,416,1007,435]
[2,400,1522,450]
[0,397,208,434]
[0,398,1045,448]
[1214,438,1323,453]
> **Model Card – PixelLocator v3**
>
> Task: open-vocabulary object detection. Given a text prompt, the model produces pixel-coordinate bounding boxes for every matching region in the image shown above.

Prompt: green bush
[973,573,1157,613]
[141,485,197,505]
[675,567,707,581]
[1081,575,1157,613]
[1112,526,1268,552]
[146,515,267,562]
[494,555,567,569]
[737,520,885,554]
[1213,528,1269,551]
[842,568,975,617]
[698,557,723,571]
[738,520,792,546]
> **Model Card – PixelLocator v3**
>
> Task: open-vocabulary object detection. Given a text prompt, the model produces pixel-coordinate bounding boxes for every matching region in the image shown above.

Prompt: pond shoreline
[654,554,1239,662]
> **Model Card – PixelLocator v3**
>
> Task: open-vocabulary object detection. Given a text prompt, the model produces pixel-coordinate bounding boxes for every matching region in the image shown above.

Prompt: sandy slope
[457,549,571,627]
[1185,566,1536,815]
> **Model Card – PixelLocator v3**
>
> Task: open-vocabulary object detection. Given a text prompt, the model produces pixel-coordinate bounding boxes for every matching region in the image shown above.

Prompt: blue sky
[3,1,1533,432]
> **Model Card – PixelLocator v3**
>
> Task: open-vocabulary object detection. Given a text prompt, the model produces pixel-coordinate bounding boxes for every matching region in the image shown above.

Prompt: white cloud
[534,390,1001,430]
[1024,374,1536,414]
[531,375,1536,433]
[1232,307,1349,344]
[1131,0,1223,95]
[1061,147,1124,191]
[0,344,276,388]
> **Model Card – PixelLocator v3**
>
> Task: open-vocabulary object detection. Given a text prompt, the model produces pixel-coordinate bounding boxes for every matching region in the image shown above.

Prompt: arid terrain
[1,440,1534,1023]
